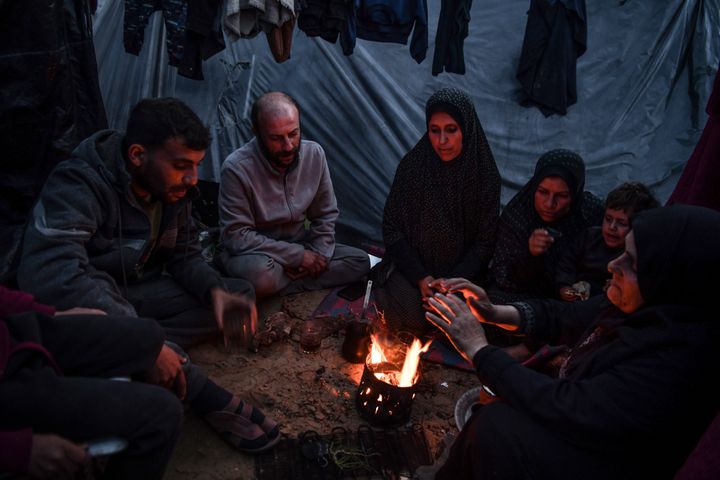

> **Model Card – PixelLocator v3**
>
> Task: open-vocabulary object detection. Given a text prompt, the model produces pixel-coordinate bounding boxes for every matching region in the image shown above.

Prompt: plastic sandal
[204,410,280,454]
[224,396,280,440]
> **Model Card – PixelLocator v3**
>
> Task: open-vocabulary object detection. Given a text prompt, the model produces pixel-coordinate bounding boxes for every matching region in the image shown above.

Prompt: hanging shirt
[123,0,188,68]
[347,0,429,63]
[432,0,473,75]
[516,0,587,116]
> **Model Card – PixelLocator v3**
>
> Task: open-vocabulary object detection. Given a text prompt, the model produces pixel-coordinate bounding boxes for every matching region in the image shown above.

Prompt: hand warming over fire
[425,293,489,362]
[418,275,436,301]
[429,278,523,332]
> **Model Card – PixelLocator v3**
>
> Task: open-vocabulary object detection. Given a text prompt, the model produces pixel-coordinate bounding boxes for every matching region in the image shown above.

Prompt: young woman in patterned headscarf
[374,87,501,336]
[489,149,604,303]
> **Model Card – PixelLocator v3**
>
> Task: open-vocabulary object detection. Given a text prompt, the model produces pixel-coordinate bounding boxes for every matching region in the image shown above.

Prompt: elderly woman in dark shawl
[490,149,603,302]
[424,205,720,479]
[374,87,500,336]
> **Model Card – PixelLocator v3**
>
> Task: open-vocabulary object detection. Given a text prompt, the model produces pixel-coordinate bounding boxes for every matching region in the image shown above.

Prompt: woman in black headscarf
[374,88,500,336]
[424,205,720,479]
[490,149,603,302]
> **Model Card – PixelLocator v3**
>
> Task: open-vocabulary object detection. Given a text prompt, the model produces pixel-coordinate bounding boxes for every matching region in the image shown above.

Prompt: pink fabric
[0,285,56,317]
[0,428,33,473]
[667,68,720,211]
[675,412,720,480]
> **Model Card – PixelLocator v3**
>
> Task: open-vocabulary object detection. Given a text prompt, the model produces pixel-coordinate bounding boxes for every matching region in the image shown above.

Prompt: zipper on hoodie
[283,171,295,219]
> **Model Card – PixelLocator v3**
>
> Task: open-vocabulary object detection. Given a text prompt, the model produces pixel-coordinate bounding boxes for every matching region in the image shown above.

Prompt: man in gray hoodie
[18,98,280,453]
[217,91,370,297]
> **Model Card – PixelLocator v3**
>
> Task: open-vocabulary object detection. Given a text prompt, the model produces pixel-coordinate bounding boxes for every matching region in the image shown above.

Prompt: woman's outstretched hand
[430,278,496,324]
[425,292,489,362]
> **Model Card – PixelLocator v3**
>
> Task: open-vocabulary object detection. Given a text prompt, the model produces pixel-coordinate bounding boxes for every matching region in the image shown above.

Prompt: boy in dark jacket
[556,182,659,301]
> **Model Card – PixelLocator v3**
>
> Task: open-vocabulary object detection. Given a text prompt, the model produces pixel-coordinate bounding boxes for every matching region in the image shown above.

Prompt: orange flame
[368,333,430,387]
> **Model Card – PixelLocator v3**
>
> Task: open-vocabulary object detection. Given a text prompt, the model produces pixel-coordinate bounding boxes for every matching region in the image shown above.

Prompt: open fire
[355,332,430,426]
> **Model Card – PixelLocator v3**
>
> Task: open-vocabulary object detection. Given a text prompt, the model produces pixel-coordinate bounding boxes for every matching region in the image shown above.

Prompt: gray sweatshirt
[219,138,339,268]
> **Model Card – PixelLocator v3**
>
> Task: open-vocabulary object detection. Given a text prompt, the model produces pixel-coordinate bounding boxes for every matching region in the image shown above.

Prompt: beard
[131,156,186,204]
[258,136,301,170]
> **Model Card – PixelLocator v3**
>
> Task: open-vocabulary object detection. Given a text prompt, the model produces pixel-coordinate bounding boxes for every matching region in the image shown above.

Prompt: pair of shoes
[204,396,281,454]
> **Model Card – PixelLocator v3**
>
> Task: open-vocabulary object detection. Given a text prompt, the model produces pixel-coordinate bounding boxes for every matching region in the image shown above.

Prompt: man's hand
[528,228,554,256]
[425,293,489,362]
[210,288,256,332]
[300,250,328,278]
[284,266,309,280]
[55,307,107,316]
[27,434,87,479]
[417,275,435,302]
[147,344,187,400]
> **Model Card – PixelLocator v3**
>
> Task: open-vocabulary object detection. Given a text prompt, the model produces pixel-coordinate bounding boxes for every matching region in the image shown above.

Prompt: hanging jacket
[348,0,428,63]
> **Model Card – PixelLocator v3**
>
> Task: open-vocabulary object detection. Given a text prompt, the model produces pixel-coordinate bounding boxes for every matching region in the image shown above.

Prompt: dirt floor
[164,290,479,479]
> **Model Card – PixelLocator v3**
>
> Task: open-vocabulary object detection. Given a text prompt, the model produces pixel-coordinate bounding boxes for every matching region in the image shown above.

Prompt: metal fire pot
[355,361,419,427]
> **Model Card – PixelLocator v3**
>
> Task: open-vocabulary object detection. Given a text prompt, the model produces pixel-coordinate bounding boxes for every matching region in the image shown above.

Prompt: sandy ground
[163,290,478,480]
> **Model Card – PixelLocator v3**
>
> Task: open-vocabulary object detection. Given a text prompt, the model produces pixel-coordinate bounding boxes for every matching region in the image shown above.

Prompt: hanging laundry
[178,0,226,80]
[516,0,587,116]
[348,0,429,64]
[297,0,354,48]
[266,17,296,62]
[123,0,188,68]
[432,0,472,75]
[224,0,296,63]
[224,0,294,40]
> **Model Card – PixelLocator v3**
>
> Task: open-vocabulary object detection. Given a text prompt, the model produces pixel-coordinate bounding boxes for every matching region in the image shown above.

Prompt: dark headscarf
[491,149,604,296]
[560,205,720,379]
[383,88,501,281]
[633,204,720,310]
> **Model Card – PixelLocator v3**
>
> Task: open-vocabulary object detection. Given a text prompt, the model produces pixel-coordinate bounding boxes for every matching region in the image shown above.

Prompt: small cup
[223,307,256,353]
[300,319,323,354]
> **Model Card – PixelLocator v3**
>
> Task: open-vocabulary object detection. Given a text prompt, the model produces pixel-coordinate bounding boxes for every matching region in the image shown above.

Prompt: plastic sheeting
[92,0,719,245]
[0,0,107,280]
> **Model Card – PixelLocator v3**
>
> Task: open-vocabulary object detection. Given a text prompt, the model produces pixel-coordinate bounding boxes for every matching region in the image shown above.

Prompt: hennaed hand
[429,278,496,324]
[425,293,489,362]
[418,275,436,301]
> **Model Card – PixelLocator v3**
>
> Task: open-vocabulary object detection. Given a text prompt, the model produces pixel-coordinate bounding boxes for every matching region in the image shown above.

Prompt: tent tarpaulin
[92,0,719,245]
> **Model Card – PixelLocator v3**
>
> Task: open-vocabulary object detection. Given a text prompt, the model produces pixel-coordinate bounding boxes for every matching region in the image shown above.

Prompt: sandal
[204,410,280,454]
[204,397,280,454]
[223,396,280,440]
